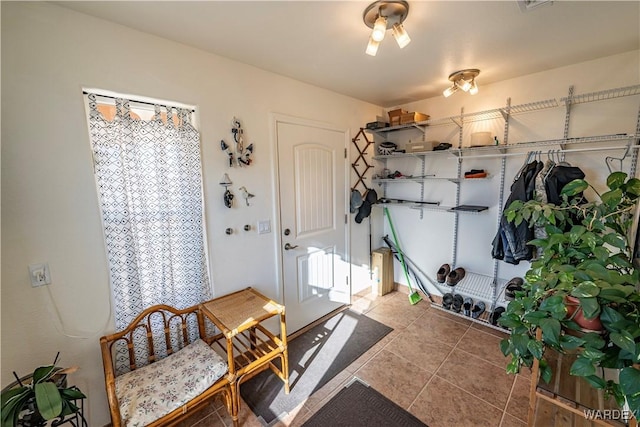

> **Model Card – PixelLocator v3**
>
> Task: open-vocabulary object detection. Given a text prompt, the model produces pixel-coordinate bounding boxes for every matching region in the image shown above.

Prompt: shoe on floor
[471,301,486,319]
[446,267,466,286]
[504,277,524,300]
[452,294,464,313]
[442,293,454,310]
[436,264,451,283]
[463,297,473,316]
[490,306,506,326]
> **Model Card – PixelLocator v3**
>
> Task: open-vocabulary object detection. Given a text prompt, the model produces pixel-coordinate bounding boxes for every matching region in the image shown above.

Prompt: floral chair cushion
[115,339,228,427]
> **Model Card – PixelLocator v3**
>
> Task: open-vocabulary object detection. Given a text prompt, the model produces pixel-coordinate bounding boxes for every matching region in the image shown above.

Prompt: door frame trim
[269,112,351,308]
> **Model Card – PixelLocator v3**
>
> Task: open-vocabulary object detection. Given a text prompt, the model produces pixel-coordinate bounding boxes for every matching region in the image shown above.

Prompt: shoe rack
[366,84,640,329]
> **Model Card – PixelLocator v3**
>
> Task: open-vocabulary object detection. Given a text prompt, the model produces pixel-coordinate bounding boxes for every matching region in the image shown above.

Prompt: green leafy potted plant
[498,171,640,417]
[1,362,85,427]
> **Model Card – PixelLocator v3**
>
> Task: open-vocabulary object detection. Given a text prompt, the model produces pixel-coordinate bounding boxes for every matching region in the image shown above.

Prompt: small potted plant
[1,359,85,427]
[498,171,640,417]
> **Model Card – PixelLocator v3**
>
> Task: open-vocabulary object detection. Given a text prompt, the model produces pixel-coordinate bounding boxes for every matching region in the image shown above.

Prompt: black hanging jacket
[492,161,543,264]
[544,164,586,205]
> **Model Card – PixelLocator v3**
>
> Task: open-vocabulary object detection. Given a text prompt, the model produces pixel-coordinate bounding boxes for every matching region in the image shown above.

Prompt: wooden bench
[99,304,237,427]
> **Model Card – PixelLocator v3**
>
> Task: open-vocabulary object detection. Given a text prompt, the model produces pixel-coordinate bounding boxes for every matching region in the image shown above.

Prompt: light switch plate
[257,220,271,234]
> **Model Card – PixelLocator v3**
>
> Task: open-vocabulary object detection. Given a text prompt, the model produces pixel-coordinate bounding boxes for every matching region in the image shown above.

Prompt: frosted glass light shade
[372,16,387,42]
[443,85,458,98]
[469,80,479,95]
[457,79,472,92]
[366,36,380,56]
[392,23,411,48]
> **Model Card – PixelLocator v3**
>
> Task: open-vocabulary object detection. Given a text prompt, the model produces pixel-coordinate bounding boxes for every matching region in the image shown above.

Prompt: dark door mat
[302,378,428,427]
[240,309,393,425]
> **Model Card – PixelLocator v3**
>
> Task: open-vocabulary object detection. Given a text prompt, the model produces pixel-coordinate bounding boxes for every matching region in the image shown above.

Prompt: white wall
[372,50,639,299]
[1,3,380,425]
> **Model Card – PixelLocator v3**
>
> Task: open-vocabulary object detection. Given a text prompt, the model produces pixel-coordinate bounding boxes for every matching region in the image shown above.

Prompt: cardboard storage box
[400,112,430,124]
[406,140,438,153]
[388,109,408,126]
[372,247,394,296]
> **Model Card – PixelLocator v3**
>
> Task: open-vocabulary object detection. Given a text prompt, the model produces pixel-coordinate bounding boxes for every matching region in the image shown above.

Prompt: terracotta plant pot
[565,295,604,332]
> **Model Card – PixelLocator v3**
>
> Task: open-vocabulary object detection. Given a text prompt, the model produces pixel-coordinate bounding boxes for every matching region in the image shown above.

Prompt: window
[86,92,211,331]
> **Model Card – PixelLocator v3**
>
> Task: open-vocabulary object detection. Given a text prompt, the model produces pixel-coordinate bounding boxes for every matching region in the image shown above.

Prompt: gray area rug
[302,378,428,427]
[240,309,393,425]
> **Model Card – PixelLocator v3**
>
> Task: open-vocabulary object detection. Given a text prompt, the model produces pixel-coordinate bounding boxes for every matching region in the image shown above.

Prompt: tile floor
[178,288,534,427]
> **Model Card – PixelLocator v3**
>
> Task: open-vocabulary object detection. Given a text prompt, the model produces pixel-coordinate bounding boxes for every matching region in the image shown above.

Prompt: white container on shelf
[470,132,492,147]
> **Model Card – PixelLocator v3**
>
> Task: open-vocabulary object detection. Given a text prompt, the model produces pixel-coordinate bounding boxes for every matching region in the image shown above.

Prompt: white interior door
[276,119,349,334]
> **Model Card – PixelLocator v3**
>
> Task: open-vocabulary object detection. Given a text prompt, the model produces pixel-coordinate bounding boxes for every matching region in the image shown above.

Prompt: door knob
[284,243,299,250]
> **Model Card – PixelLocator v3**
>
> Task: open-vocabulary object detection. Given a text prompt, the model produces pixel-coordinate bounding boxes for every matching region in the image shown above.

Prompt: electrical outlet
[29,263,51,287]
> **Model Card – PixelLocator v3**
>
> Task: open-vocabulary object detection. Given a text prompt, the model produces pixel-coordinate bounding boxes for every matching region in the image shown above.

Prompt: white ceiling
[56,1,640,107]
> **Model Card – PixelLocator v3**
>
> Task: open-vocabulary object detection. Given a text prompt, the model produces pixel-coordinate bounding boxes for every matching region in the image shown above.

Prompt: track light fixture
[443,69,480,98]
[363,0,411,56]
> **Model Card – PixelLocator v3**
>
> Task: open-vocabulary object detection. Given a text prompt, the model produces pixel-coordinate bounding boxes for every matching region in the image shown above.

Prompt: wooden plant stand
[528,328,638,427]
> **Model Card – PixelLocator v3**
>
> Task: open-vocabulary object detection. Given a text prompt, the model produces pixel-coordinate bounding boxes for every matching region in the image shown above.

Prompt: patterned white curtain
[87,93,212,331]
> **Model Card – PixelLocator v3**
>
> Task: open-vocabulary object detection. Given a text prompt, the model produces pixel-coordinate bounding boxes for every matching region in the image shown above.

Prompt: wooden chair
[99,304,237,427]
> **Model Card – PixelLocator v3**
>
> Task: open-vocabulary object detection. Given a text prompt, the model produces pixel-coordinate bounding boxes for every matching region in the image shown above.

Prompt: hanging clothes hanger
[514,151,535,182]
[556,148,570,166]
[542,150,557,183]
[605,143,631,173]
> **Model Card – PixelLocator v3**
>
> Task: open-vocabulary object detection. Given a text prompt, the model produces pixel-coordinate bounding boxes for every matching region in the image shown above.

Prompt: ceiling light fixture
[363,0,411,56]
[443,69,480,98]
